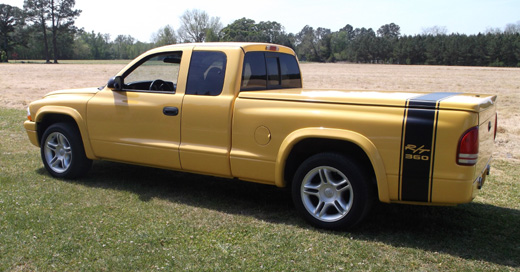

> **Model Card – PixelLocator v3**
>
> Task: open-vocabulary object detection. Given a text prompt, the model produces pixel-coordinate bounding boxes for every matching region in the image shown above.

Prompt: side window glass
[278,53,302,88]
[266,56,280,87]
[241,52,267,91]
[124,52,182,92]
[241,51,302,91]
[186,51,227,96]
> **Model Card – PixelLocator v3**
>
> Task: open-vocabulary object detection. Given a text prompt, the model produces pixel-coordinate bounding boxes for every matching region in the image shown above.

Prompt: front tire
[292,153,374,230]
[41,123,92,179]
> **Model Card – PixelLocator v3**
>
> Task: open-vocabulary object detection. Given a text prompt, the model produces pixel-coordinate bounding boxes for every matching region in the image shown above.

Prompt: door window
[123,52,182,92]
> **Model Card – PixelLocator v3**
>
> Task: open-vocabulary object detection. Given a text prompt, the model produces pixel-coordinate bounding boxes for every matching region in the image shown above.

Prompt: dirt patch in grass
[1,62,518,161]
[0,63,125,108]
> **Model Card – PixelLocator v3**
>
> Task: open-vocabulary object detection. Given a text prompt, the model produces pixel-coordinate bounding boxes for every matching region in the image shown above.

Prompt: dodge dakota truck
[24,42,497,230]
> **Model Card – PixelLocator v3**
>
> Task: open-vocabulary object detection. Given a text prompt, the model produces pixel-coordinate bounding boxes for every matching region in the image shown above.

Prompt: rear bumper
[389,159,492,205]
[24,120,39,147]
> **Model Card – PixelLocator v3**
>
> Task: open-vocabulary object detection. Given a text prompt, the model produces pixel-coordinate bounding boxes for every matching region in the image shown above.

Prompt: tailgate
[476,100,497,177]
[440,93,497,173]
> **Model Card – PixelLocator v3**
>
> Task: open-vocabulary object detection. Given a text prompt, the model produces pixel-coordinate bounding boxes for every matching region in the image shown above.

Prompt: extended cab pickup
[24,43,497,230]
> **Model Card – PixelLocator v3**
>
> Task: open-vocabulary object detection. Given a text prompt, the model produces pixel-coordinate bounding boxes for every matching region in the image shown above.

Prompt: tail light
[457,127,479,166]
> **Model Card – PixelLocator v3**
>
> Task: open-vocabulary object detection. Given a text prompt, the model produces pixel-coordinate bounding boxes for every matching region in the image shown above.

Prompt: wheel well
[37,114,78,145]
[284,138,376,187]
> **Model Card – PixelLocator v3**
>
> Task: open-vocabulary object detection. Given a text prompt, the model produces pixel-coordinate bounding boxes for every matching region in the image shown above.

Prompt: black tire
[292,152,374,230]
[40,123,92,179]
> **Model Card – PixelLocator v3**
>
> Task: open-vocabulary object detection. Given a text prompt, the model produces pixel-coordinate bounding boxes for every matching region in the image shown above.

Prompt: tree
[377,23,401,63]
[504,21,520,34]
[315,27,332,61]
[152,25,177,46]
[377,23,400,39]
[424,34,445,64]
[0,4,23,62]
[48,0,81,63]
[295,25,319,61]
[24,0,51,62]
[177,9,222,43]
[113,35,135,59]
[129,41,154,58]
[24,0,80,63]
[220,17,259,42]
[73,30,112,59]
[257,21,289,45]
[351,27,376,63]
[330,24,355,61]
[422,25,448,36]
[72,32,91,59]
[220,18,292,46]
[55,22,75,59]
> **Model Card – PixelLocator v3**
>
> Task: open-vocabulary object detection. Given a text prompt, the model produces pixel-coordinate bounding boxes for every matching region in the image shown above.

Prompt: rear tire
[41,123,92,179]
[292,152,374,230]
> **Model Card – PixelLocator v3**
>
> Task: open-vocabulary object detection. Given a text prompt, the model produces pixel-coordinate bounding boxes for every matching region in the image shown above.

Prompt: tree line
[295,24,520,67]
[1,3,519,67]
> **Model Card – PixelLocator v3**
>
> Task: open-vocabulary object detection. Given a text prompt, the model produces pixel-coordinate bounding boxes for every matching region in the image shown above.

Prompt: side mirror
[107,76,124,91]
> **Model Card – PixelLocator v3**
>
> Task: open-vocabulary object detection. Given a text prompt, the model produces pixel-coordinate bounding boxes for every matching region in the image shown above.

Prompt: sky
[2,0,519,42]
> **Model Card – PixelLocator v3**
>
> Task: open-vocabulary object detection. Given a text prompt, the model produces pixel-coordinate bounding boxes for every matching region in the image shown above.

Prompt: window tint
[266,56,280,86]
[278,53,302,88]
[124,52,182,92]
[186,51,227,96]
[241,52,266,90]
[241,51,302,91]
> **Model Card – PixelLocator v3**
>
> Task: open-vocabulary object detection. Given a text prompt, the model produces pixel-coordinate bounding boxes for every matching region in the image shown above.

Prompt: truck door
[179,50,234,176]
[87,51,186,169]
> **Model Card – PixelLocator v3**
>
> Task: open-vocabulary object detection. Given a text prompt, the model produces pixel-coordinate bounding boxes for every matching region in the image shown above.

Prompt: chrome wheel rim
[43,132,72,174]
[300,166,354,222]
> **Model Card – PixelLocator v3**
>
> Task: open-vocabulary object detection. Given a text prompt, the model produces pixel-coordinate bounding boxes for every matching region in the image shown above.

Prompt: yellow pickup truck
[24,43,497,230]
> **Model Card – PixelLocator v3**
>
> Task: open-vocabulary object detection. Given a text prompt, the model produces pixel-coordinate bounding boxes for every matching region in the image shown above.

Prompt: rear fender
[275,128,390,202]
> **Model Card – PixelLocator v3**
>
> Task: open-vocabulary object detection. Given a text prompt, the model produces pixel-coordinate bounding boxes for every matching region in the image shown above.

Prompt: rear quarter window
[186,51,227,96]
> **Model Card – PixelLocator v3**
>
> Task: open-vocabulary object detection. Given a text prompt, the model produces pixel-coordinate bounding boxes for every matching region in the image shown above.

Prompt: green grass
[1,107,519,271]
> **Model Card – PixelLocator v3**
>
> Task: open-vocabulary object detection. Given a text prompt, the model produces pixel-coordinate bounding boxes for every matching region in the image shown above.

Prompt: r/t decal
[405,144,431,154]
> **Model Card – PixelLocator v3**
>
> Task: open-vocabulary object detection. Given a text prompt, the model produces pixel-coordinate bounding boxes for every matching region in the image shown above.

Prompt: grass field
[0,62,519,271]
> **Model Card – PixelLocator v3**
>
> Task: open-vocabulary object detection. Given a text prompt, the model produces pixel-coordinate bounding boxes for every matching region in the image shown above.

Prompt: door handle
[163,107,179,116]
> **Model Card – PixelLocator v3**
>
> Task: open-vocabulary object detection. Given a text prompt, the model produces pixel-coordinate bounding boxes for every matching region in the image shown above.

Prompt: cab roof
[151,42,296,55]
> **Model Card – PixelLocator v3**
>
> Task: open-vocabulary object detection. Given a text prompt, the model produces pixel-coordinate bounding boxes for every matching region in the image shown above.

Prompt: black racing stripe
[429,106,441,201]
[401,106,436,202]
[399,92,460,202]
